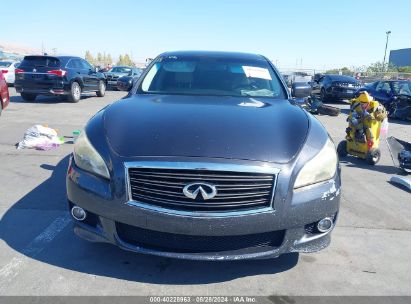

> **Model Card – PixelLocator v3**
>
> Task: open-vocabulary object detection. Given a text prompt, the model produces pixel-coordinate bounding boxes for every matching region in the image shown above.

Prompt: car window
[321,76,329,84]
[0,62,12,67]
[67,59,76,69]
[139,56,286,98]
[110,67,132,73]
[81,60,93,70]
[19,56,60,68]
[14,63,20,68]
[376,82,392,94]
[68,59,83,69]
[392,81,411,95]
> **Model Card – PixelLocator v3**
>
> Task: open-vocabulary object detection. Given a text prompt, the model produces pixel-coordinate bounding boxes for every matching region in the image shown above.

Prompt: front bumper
[67,157,341,260]
[329,87,358,99]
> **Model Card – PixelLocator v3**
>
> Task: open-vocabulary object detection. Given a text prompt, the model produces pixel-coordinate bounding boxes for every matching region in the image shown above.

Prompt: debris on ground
[387,136,411,174]
[17,125,65,150]
[298,96,341,116]
[390,176,411,192]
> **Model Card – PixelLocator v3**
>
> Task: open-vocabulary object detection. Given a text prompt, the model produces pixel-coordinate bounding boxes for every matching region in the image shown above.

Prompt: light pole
[383,30,391,71]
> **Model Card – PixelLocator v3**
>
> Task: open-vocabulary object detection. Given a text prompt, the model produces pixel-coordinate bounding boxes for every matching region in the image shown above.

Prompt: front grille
[127,167,276,212]
[116,222,285,253]
[107,75,119,80]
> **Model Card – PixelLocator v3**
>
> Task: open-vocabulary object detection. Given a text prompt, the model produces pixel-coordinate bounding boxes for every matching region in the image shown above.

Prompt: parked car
[14,55,107,103]
[0,71,10,116]
[67,51,341,260]
[358,80,411,120]
[357,80,411,106]
[0,61,20,85]
[105,66,142,89]
[282,72,312,87]
[312,74,361,102]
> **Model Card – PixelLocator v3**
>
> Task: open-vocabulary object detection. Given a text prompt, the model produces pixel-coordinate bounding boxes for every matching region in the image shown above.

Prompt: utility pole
[383,30,391,71]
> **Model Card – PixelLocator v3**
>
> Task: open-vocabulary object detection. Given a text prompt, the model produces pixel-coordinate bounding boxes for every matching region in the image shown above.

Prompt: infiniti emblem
[33,68,37,72]
[183,183,217,200]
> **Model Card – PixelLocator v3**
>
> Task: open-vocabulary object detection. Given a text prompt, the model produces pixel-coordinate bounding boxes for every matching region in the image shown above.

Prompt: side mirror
[291,82,312,98]
[117,76,133,91]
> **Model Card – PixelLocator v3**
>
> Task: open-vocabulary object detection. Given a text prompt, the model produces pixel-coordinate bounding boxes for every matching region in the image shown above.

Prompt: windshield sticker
[242,66,272,80]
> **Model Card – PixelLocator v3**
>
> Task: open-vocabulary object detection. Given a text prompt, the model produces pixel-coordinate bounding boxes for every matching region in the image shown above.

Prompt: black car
[358,80,411,106]
[312,74,361,102]
[15,55,107,102]
[105,66,142,89]
[358,80,411,120]
[67,51,341,260]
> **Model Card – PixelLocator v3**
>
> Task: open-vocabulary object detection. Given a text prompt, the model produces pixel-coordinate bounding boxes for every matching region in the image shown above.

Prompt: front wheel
[96,81,106,97]
[337,140,348,157]
[68,82,81,103]
[21,93,37,102]
[317,104,340,116]
[320,89,329,102]
[366,148,381,165]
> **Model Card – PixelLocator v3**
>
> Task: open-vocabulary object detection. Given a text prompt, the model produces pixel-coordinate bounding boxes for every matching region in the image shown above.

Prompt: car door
[80,59,99,90]
[69,59,89,88]
[374,81,392,105]
[311,76,324,96]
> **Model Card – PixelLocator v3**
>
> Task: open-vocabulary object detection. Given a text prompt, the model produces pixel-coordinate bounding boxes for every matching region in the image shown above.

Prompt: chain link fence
[278,68,411,85]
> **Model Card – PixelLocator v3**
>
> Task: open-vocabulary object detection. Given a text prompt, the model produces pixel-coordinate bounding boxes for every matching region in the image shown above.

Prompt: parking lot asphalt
[0,88,410,296]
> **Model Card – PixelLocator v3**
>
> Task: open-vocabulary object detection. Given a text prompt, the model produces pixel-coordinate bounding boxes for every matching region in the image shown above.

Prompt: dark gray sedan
[105,66,142,89]
[67,51,341,260]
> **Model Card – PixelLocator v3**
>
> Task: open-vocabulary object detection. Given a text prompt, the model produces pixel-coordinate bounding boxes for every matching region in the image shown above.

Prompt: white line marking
[0,213,71,288]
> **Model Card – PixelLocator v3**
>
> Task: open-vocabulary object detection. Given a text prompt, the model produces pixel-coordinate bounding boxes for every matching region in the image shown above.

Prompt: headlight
[294,139,338,189]
[73,131,110,179]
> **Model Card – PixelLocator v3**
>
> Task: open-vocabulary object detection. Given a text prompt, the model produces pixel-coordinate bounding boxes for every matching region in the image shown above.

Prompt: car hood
[103,94,309,163]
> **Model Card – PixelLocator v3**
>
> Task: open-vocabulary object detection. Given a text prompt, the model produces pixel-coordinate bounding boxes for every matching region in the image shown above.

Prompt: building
[389,48,411,67]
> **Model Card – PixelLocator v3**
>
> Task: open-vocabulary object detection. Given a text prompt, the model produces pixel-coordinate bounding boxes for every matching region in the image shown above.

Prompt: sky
[2,0,411,70]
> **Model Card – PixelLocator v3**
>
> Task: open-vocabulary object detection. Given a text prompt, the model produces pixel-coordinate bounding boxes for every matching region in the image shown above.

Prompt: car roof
[159,50,266,61]
[23,55,82,61]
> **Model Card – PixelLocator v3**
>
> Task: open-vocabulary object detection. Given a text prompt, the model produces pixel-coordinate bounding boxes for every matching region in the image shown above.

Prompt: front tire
[317,104,340,116]
[68,82,81,103]
[337,140,348,157]
[96,81,106,97]
[320,89,329,102]
[21,93,37,102]
[366,148,381,165]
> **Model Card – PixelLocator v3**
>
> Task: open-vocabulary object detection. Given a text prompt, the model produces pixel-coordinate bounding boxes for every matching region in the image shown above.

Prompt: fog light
[71,206,86,221]
[317,217,333,233]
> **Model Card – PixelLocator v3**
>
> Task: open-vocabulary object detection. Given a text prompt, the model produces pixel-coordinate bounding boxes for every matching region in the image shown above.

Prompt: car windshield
[139,55,286,98]
[110,67,132,73]
[19,56,60,68]
[0,62,12,67]
[392,81,411,95]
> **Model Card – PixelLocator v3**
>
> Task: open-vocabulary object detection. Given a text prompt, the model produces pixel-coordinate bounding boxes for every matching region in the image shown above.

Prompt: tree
[97,52,103,63]
[325,67,354,76]
[398,66,411,73]
[116,54,135,66]
[117,55,124,66]
[367,61,397,73]
[85,51,95,65]
[107,54,113,65]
